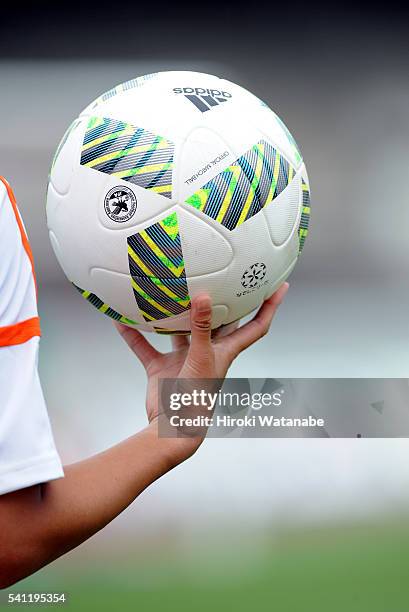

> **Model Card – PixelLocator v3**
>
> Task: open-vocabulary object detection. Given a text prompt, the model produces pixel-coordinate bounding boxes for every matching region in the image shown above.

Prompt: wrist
[144,420,204,470]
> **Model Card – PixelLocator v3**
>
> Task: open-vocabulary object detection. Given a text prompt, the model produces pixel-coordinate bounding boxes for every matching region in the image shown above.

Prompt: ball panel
[48,229,73,280]
[82,72,160,115]
[129,275,190,323]
[73,283,139,326]
[48,172,132,282]
[298,178,311,252]
[177,207,233,277]
[95,176,175,232]
[79,71,223,145]
[49,117,84,196]
[196,105,266,166]
[89,268,146,325]
[219,78,304,172]
[183,139,297,232]
[253,105,303,172]
[177,126,238,203]
[153,327,190,335]
[213,211,297,324]
[263,171,302,247]
[80,116,175,200]
[262,257,298,302]
[127,210,191,323]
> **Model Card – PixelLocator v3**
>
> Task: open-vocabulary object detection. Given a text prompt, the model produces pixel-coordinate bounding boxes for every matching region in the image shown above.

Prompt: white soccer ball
[46,71,310,334]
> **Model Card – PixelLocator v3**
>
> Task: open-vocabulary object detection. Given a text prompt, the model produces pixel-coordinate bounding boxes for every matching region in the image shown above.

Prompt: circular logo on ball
[241,263,267,288]
[104,186,137,223]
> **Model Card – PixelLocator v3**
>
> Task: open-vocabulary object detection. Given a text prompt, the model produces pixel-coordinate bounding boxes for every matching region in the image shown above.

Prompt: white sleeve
[0,177,63,495]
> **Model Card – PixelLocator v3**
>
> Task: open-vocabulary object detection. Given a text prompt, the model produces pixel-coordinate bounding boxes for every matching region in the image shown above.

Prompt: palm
[144,350,187,422]
[115,285,288,432]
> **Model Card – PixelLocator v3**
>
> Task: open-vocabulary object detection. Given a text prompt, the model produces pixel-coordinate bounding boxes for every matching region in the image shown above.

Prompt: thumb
[188,294,213,367]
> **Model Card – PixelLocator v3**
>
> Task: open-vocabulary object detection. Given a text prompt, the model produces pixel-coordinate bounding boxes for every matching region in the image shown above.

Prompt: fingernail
[196,296,211,314]
[198,304,210,314]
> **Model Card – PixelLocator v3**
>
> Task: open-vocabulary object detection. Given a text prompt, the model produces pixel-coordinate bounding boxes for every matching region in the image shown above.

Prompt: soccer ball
[46,71,310,334]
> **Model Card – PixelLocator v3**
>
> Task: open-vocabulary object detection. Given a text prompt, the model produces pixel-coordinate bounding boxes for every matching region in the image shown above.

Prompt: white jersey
[0,177,63,495]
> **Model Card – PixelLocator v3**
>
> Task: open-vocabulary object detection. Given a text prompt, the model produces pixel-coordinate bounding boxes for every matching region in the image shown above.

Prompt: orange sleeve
[0,317,41,347]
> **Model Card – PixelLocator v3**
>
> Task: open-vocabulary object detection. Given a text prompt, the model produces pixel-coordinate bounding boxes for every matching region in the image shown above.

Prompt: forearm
[41,427,176,541]
[0,426,186,587]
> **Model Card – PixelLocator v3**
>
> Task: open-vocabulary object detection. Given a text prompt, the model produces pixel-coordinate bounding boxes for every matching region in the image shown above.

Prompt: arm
[0,285,288,588]
[0,429,176,588]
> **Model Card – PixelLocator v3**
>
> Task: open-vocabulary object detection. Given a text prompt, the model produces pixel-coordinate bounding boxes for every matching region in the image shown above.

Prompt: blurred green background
[7,518,409,611]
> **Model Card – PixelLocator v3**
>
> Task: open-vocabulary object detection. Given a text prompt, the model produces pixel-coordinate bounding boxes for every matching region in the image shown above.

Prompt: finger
[114,322,162,370]
[188,294,212,364]
[219,282,289,358]
[212,320,240,339]
[171,334,190,350]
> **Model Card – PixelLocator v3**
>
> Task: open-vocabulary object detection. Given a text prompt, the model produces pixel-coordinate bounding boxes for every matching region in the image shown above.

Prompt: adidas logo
[173,87,232,113]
